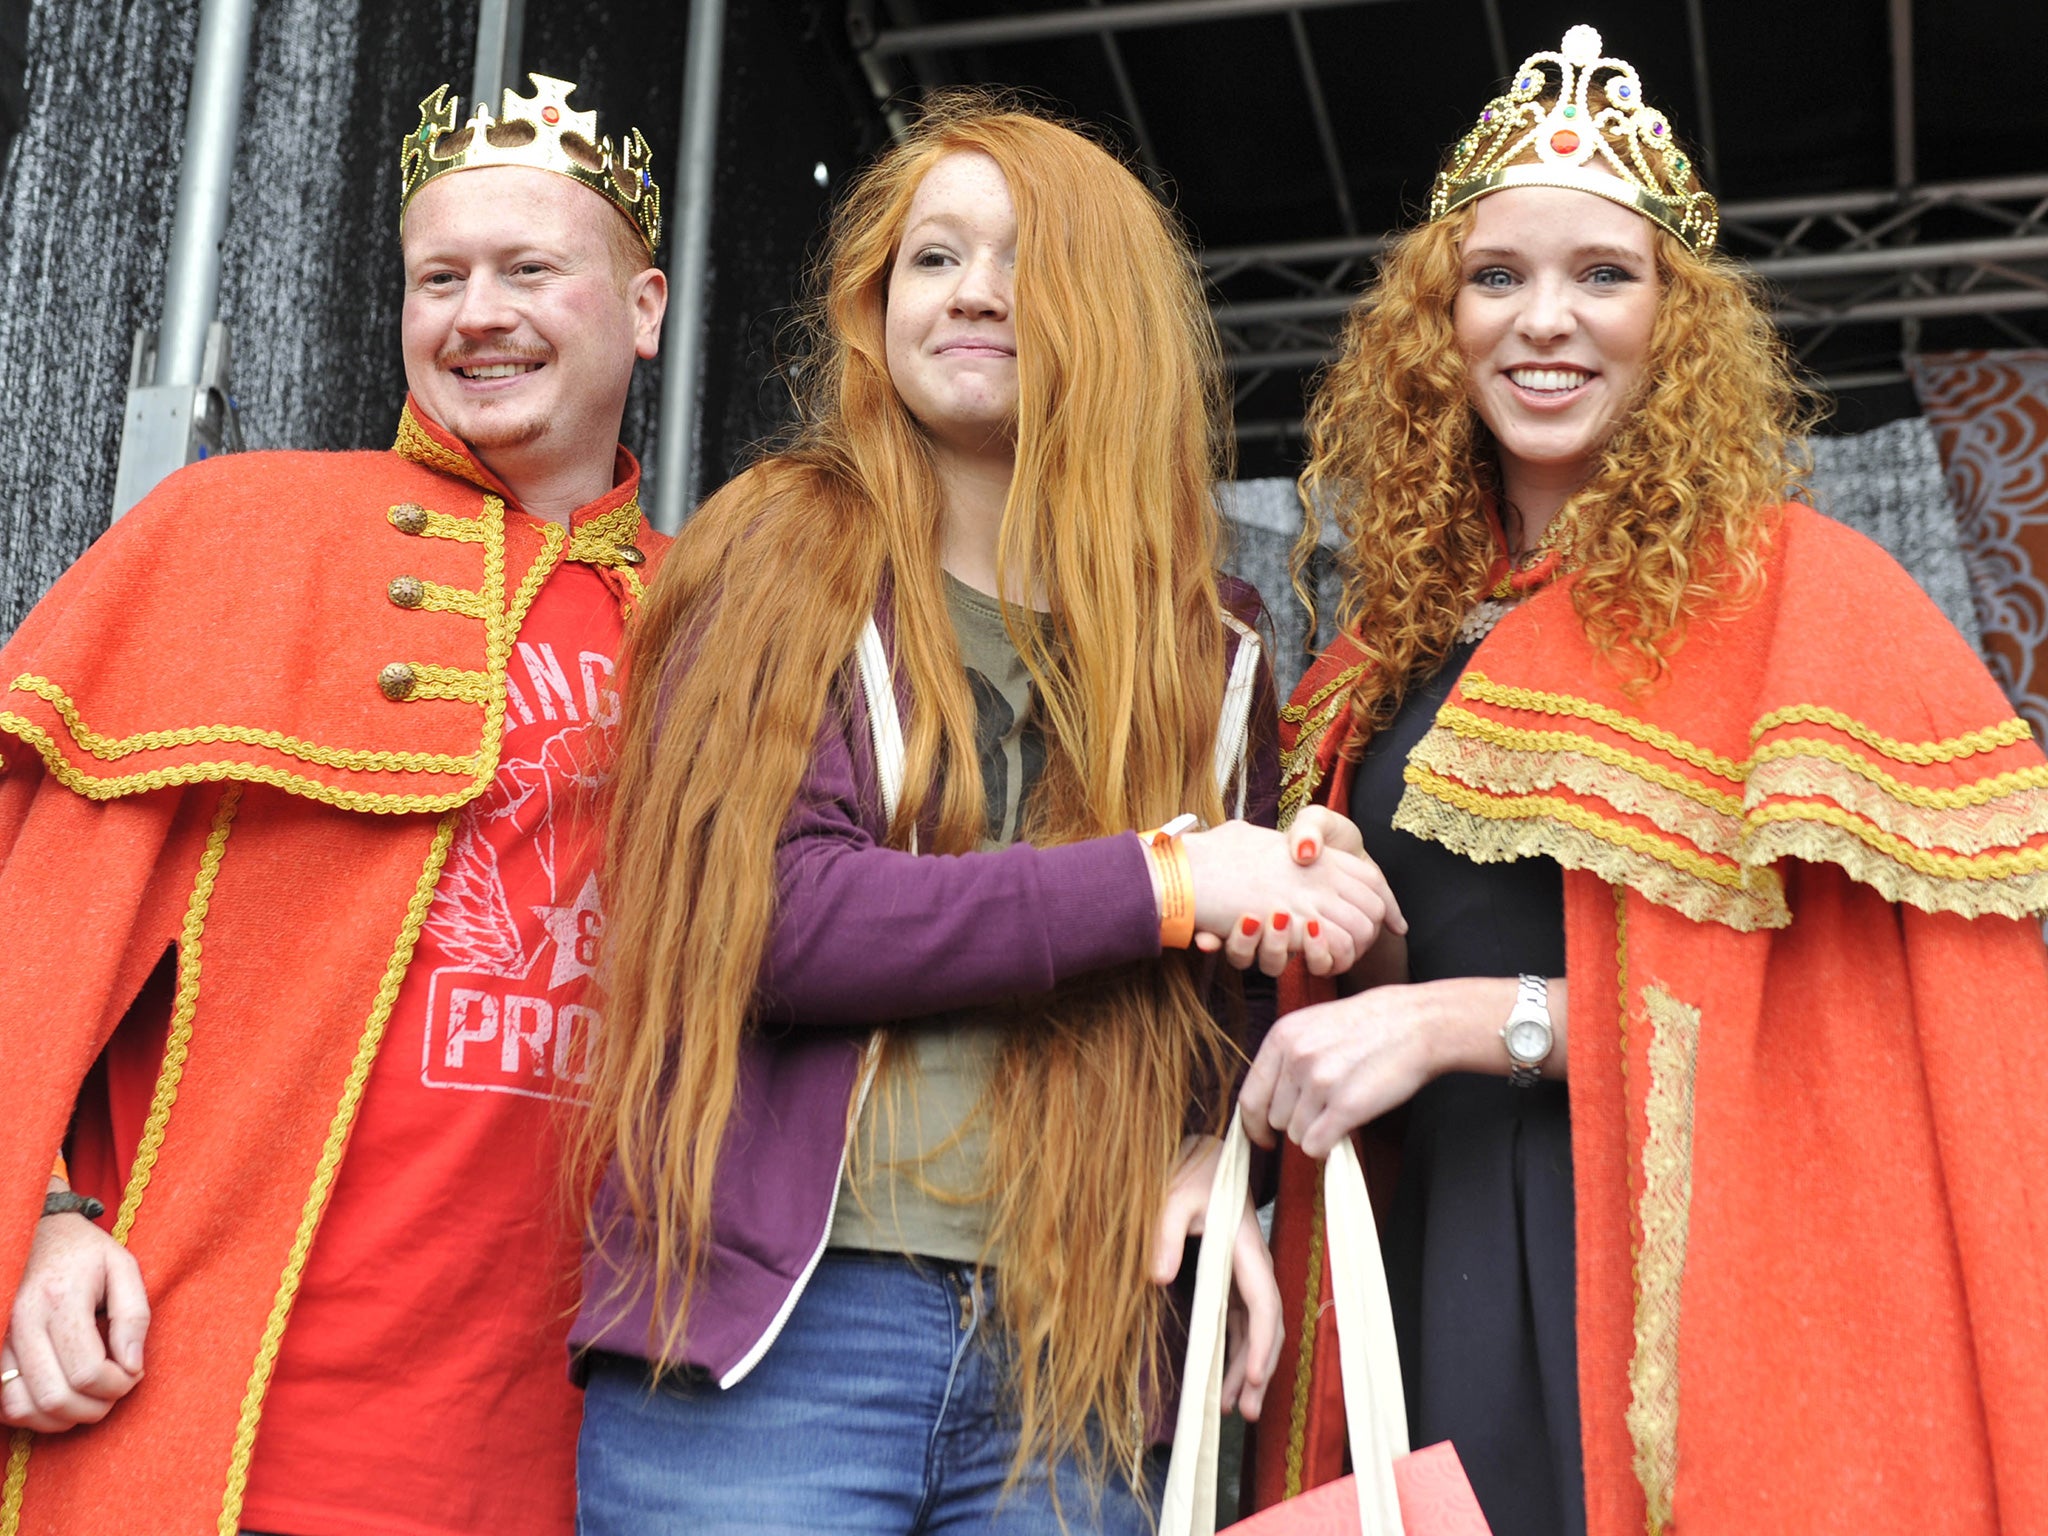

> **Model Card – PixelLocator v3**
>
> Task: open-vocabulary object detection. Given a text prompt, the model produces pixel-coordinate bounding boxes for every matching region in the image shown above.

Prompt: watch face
[1507,1018,1551,1062]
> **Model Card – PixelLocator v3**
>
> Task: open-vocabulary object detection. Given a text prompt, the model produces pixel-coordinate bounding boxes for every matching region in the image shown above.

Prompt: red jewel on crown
[1550,129,1580,155]
[542,105,560,124]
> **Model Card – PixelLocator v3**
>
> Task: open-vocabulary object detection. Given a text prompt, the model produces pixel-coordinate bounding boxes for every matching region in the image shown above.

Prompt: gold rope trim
[0,785,241,1533]
[1744,753,2048,860]
[1752,703,2035,765]
[110,787,240,1243]
[1744,800,2048,881]
[6,676,482,776]
[392,407,493,490]
[564,495,646,567]
[214,811,459,1536]
[1278,661,1369,827]
[0,1432,24,1536]
[1400,770,1785,913]
[1411,725,1742,856]
[1282,1176,1327,1501]
[1626,984,1703,1535]
[413,580,493,623]
[1432,706,1745,817]
[0,497,569,818]
[399,664,495,706]
[1752,737,2048,808]
[1396,768,1791,931]
[391,503,487,543]
[0,713,479,814]
[1743,818,2048,921]
[1457,673,1746,783]
[1412,688,2048,919]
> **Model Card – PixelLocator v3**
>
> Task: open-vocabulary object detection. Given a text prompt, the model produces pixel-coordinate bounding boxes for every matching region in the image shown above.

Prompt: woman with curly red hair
[1241,25,2048,1536]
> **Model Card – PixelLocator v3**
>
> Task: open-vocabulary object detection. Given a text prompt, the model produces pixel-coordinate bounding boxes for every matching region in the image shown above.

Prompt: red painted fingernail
[1271,912,1291,931]
[1297,839,1316,860]
[1240,916,1260,936]
[1307,919,1321,938]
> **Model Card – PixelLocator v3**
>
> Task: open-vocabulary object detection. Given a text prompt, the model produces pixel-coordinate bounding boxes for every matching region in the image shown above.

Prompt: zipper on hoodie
[716,1032,882,1388]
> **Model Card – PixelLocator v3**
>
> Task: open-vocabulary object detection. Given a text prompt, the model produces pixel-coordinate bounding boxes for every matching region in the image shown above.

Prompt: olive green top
[827,574,1046,1263]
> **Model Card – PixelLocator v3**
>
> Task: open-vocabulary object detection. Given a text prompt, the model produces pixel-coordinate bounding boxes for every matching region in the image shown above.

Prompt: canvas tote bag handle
[1159,1113,1409,1536]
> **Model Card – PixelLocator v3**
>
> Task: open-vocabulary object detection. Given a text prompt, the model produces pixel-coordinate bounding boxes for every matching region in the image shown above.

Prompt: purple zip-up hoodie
[570,578,1279,1387]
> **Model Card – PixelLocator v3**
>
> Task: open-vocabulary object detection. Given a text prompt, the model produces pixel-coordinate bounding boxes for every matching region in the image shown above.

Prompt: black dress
[1348,638,1584,1536]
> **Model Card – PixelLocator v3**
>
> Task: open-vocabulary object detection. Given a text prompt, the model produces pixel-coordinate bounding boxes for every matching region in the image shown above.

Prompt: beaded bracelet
[1143,814,1198,949]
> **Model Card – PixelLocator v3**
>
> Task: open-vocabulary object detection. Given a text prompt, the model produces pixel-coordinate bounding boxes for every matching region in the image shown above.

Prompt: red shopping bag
[1161,1117,1492,1536]
[1224,1442,1490,1534]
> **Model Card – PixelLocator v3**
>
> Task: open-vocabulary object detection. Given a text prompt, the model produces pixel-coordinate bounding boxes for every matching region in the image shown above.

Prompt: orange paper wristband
[1145,825,1196,949]
[50,1152,68,1186]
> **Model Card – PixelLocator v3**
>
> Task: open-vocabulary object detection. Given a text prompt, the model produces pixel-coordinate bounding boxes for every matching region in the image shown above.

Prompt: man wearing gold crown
[0,75,666,1535]
[1240,25,2048,1536]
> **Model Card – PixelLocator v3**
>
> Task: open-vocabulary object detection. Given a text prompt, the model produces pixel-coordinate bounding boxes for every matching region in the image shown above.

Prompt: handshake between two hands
[1147,808,1405,1426]
[1173,806,1404,979]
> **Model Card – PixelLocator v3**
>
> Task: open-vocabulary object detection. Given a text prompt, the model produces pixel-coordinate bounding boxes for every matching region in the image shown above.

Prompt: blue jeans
[578,1251,1164,1534]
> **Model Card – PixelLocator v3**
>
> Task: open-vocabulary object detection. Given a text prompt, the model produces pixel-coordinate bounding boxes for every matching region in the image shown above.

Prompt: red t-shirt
[239,548,624,1536]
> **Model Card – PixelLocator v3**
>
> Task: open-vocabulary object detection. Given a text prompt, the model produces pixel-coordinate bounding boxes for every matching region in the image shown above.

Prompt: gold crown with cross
[399,73,662,254]
[1430,25,1718,251]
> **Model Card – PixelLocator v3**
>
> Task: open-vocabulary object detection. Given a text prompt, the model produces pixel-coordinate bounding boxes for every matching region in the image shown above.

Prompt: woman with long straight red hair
[569,93,1398,1534]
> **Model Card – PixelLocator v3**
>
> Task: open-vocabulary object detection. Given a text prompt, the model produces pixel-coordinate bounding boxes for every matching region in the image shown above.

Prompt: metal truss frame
[848,0,2048,446]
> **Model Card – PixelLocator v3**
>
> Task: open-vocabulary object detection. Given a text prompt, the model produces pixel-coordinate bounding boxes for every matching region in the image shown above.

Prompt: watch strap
[41,1190,105,1221]
[1503,973,1552,1087]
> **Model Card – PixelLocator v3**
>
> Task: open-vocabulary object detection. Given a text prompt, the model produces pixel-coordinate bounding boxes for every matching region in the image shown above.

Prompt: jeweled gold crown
[399,73,661,254]
[1430,25,1717,250]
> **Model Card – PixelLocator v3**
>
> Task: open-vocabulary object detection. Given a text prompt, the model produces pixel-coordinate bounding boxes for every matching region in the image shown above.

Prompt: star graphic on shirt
[533,872,605,991]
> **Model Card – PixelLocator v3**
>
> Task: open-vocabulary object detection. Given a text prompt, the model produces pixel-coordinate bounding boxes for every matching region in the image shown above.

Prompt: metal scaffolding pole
[1202,175,2048,273]
[865,0,1385,57]
[652,0,728,534]
[1213,232,2048,328]
[110,0,257,520]
[471,0,528,109]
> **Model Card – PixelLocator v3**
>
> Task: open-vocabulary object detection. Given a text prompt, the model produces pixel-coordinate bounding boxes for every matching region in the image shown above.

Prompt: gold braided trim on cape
[1752,703,2035,764]
[1744,812,2048,921]
[1459,674,1747,781]
[1627,984,1703,1536]
[564,495,645,566]
[1278,660,1369,827]
[1403,674,2048,924]
[393,404,494,490]
[1749,744,2048,852]
[215,810,460,1534]
[1414,711,1745,852]
[1282,1176,1328,1500]
[0,503,568,815]
[0,785,242,1536]
[3,674,483,774]
[1394,768,1792,930]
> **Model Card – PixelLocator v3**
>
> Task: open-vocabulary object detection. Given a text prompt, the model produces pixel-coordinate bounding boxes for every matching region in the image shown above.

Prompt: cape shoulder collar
[0,404,660,815]
[1284,506,2048,928]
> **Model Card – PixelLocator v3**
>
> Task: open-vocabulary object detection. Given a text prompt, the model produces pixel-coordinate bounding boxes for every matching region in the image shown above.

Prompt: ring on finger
[0,1369,18,1386]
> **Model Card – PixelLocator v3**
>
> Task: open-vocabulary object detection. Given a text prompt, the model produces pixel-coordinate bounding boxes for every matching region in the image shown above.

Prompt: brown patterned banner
[1910,351,2048,742]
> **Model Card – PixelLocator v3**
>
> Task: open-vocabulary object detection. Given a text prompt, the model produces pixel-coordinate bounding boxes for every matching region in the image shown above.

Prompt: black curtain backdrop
[0,0,881,635]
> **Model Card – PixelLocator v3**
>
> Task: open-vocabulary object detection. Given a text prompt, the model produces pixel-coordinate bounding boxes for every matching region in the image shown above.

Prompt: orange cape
[1253,506,2048,1533]
[0,403,661,1536]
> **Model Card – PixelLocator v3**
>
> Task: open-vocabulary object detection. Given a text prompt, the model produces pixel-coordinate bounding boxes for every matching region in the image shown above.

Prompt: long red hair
[585,90,1239,1491]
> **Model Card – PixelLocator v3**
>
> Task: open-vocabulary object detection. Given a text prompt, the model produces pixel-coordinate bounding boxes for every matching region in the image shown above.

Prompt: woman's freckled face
[1453,184,1661,498]
[884,150,1020,458]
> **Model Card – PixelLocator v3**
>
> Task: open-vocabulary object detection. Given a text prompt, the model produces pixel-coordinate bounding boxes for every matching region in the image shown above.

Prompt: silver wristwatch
[1501,973,1554,1087]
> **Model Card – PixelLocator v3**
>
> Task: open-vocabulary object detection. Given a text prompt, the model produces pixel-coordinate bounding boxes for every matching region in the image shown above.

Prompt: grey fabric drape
[0,0,480,636]
[1220,416,1982,703]
[1803,415,1983,653]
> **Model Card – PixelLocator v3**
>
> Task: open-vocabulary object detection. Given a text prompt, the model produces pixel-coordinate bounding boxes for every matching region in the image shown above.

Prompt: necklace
[1457,597,1515,644]
[1469,504,1580,637]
